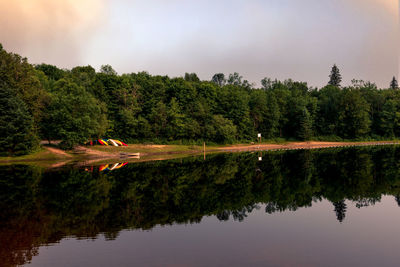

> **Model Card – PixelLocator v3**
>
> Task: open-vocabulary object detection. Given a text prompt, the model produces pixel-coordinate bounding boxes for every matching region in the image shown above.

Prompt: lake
[2,146,400,266]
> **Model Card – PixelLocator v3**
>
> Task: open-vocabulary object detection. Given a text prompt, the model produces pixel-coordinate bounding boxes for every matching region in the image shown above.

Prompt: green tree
[227,72,243,86]
[166,98,186,139]
[328,64,342,87]
[35,64,65,81]
[100,64,117,75]
[217,85,253,140]
[209,115,237,143]
[149,101,168,138]
[380,99,400,137]
[0,44,49,135]
[184,72,200,82]
[338,89,371,138]
[315,85,342,136]
[0,82,38,155]
[43,79,108,148]
[249,90,280,138]
[211,73,226,87]
[299,108,313,140]
[261,77,273,90]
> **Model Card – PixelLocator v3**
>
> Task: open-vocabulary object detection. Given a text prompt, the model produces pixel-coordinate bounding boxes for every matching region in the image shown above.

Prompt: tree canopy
[1,44,400,154]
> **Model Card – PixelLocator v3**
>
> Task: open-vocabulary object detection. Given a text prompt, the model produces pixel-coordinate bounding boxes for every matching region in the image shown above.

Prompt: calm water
[2,147,400,266]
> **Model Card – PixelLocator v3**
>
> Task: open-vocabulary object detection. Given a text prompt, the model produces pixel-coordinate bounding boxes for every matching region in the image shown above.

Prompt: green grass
[0,148,52,161]
[0,148,72,167]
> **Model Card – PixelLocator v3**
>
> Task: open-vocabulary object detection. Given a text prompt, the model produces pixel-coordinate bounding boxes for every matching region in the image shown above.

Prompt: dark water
[2,147,400,266]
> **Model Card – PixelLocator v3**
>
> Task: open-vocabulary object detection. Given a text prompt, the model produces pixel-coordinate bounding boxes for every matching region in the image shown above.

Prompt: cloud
[0,0,398,87]
[0,0,106,67]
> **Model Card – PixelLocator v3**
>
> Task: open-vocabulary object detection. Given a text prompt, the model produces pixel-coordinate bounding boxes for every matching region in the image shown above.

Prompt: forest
[1,43,400,155]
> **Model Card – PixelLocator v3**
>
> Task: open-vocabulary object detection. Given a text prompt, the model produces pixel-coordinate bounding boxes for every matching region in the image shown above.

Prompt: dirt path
[219,141,399,152]
[44,147,73,157]
[73,146,118,157]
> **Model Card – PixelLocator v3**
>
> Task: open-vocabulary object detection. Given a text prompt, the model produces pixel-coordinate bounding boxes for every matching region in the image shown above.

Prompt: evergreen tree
[0,82,38,156]
[328,64,342,87]
[390,76,398,89]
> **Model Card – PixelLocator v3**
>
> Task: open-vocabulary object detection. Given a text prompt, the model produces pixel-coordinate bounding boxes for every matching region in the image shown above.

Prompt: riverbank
[1,141,399,166]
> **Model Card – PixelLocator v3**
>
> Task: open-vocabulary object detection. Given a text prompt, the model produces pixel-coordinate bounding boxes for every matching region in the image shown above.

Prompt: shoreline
[1,141,399,166]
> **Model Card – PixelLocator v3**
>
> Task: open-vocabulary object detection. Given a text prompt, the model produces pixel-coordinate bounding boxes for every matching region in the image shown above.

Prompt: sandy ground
[219,141,399,152]
[49,141,400,159]
[74,146,117,156]
[44,147,72,157]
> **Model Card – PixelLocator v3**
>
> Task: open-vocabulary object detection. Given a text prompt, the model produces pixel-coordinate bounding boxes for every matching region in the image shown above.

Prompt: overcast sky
[0,0,398,87]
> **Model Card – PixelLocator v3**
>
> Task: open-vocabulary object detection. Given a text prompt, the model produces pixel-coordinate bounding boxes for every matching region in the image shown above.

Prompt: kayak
[109,139,119,146]
[113,139,123,146]
[101,139,109,146]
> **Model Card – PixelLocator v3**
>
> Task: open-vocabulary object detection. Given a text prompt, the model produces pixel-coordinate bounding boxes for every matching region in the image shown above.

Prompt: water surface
[2,147,400,266]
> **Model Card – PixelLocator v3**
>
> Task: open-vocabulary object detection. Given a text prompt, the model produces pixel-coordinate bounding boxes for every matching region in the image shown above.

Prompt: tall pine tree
[328,64,342,87]
[390,76,398,89]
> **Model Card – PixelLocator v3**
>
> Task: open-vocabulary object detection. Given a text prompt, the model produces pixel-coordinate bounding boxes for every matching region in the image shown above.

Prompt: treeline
[1,44,400,155]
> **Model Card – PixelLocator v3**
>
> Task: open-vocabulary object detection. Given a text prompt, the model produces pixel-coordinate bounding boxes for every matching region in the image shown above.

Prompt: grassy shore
[1,140,400,165]
[0,148,65,162]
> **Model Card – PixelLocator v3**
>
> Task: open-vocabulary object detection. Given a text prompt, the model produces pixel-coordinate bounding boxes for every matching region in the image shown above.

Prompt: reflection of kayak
[109,163,120,170]
[97,162,128,172]
[99,162,128,171]
[114,162,128,169]
[99,164,109,171]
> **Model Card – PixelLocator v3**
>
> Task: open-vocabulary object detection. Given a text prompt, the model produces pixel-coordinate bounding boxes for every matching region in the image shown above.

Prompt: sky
[0,0,398,88]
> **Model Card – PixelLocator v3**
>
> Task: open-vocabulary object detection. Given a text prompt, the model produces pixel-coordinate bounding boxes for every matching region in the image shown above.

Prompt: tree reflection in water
[2,146,400,266]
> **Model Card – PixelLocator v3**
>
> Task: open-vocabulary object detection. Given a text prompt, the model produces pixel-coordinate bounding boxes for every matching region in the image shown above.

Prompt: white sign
[258,157,262,161]
[258,133,261,138]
